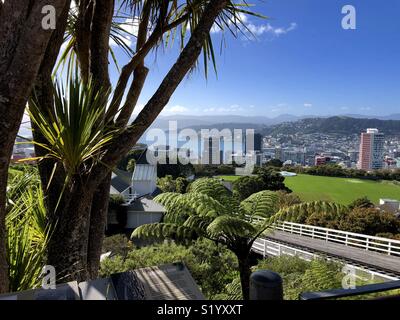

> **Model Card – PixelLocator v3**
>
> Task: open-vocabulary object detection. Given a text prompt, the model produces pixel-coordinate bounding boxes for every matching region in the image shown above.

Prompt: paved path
[263,230,400,275]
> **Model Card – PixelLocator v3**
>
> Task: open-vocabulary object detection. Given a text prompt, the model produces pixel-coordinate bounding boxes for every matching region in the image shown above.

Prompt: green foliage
[276,190,302,209]
[109,194,125,207]
[253,166,292,193]
[28,72,120,210]
[254,256,342,300]
[102,234,133,258]
[194,164,236,177]
[232,168,292,202]
[29,73,116,176]
[189,178,232,206]
[348,197,374,211]
[339,208,400,236]
[272,201,348,225]
[207,216,257,239]
[126,159,136,172]
[233,175,265,201]
[157,175,189,194]
[157,160,195,179]
[157,175,177,193]
[240,191,280,220]
[133,178,281,299]
[100,239,238,299]
[264,159,283,168]
[272,198,400,237]
[117,148,144,171]
[286,163,400,182]
[176,177,189,194]
[6,167,50,292]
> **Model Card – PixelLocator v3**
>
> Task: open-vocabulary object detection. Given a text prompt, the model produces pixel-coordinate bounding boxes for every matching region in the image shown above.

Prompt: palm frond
[207,215,257,239]
[131,223,198,242]
[240,190,280,220]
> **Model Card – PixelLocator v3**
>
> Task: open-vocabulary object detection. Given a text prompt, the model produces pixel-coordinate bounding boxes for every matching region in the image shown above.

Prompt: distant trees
[232,176,265,201]
[194,164,236,177]
[348,197,374,211]
[276,191,302,209]
[157,159,195,179]
[275,200,400,238]
[338,208,400,236]
[253,166,292,193]
[287,164,400,182]
[157,176,189,194]
[264,159,283,168]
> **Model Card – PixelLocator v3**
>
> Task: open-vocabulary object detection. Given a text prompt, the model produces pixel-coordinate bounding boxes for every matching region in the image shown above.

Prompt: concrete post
[249,270,283,300]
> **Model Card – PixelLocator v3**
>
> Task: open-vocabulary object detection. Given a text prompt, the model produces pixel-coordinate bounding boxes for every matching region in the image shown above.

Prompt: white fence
[271,221,400,257]
[252,237,400,282]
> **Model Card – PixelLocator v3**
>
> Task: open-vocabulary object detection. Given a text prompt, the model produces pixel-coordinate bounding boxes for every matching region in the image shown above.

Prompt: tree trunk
[0,0,69,293]
[237,255,251,300]
[87,172,112,279]
[47,178,95,283]
[0,153,11,293]
[35,0,229,284]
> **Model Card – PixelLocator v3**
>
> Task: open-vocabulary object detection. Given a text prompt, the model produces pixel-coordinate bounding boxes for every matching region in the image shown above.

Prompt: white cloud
[247,22,297,38]
[304,103,312,108]
[159,105,191,116]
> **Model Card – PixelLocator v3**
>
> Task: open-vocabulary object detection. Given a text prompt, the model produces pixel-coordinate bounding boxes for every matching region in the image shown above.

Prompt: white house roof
[128,196,165,213]
[133,164,156,181]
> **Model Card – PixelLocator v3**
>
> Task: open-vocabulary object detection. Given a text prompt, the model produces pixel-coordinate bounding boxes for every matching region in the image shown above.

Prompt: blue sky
[108,0,400,118]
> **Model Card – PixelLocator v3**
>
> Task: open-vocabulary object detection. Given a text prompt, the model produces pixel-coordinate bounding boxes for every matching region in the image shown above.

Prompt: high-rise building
[357,128,384,171]
[244,133,263,153]
[202,136,221,165]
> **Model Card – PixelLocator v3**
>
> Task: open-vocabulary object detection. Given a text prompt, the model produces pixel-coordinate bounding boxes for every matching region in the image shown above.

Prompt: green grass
[219,174,400,205]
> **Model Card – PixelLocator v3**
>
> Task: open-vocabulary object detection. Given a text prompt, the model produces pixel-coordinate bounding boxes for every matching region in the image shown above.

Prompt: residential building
[358,128,384,171]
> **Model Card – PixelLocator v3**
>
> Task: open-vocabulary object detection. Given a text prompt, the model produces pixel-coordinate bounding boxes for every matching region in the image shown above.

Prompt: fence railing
[252,237,400,282]
[270,221,400,257]
[300,280,400,300]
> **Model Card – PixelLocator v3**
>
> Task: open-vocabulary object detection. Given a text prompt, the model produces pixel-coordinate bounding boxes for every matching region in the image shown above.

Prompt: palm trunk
[87,172,112,278]
[237,255,251,300]
[47,178,95,283]
[0,150,12,293]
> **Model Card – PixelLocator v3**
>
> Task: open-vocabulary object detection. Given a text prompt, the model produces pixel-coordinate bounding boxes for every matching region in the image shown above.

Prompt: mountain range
[148,113,400,131]
[262,116,400,136]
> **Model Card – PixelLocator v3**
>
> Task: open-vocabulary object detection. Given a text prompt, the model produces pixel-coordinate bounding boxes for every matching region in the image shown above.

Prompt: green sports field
[219,174,400,205]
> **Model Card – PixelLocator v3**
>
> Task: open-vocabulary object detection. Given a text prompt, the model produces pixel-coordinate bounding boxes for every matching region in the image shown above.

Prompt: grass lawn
[219,174,400,205]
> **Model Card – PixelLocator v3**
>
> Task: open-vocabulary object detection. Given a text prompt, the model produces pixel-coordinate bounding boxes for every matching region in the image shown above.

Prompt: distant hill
[263,116,400,135]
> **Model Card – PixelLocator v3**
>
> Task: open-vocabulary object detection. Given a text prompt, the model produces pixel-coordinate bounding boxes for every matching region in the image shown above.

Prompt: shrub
[99,239,238,299]
[102,234,133,258]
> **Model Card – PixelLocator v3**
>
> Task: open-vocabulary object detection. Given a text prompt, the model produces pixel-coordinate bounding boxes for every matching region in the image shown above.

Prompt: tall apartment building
[357,128,384,171]
[202,136,222,165]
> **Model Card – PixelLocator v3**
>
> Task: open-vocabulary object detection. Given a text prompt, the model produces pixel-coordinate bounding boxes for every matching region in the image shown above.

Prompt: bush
[99,239,238,299]
[339,208,400,236]
[102,234,133,258]
[254,256,342,300]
